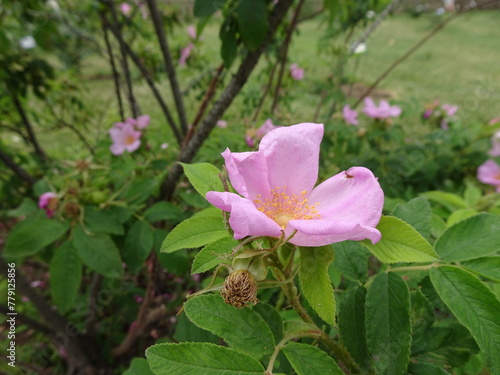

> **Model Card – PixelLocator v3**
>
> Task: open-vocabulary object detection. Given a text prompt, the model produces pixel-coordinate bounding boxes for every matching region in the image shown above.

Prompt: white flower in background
[353,42,367,54]
[19,36,36,50]
[366,10,375,19]
[47,0,60,12]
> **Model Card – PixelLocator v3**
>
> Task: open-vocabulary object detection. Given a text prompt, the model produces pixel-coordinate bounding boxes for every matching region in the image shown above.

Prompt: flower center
[125,134,136,145]
[253,186,320,229]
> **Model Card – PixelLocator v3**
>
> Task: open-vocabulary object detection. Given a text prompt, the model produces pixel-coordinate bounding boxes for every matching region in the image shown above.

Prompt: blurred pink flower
[489,131,500,157]
[245,134,255,148]
[120,3,132,16]
[488,117,500,126]
[257,118,279,139]
[39,192,58,218]
[114,115,150,130]
[178,43,195,66]
[161,142,169,150]
[290,63,304,81]
[206,123,384,246]
[477,160,500,192]
[217,120,228,128]
[187,25,196,40]
[441,104,458,117]
[109,123,142,155]
[363,97,401,119]
[342,105,359,125]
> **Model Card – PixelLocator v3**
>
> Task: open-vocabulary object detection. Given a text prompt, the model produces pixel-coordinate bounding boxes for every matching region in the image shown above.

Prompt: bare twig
[183,63,225,145]
[86,273,103,337]
[107,3,140,118]
[102,12,183,145]
[12,96,47,162]
[100,13,125,121]
[0,148,36,185]
[160,0,294,200]
[145,0,188,134]
[271,0,306,113]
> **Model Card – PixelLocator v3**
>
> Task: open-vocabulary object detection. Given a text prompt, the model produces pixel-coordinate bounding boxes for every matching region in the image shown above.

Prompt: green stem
[388,263,437,273]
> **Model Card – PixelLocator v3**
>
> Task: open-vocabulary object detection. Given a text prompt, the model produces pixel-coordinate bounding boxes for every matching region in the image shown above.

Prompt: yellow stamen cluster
[253,186,320,229]
[125,134,136,145]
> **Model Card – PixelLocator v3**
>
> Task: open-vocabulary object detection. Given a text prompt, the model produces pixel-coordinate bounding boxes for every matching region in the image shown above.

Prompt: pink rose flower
[120,3,132,16]
[109,123,142,155]
[178,43,195,66]
[113,115,150,130]
[217,120,228,128]
[342,105,359,125]
[187,25,196,40]
[363,97,402,119]
[290,63,304,81]
[489,131,500,157]
[206,123,384,246]
[441,104,458,117]
[477,160,500,192]
[39,192,58,218]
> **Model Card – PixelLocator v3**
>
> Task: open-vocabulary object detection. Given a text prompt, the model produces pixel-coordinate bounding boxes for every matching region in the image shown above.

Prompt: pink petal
[39,192,57,209]
[110,143,126,155]
[125,139,141,152]
[310,167,383,223]
[288,221,381,246]
[259,123,323,196]
[287,167,384,245]
[478,160,500,187]
[222,149,270,200]
[136,115,150,129]
[109,127,124,143]
[125,118,137,126]
[205,192,282,239]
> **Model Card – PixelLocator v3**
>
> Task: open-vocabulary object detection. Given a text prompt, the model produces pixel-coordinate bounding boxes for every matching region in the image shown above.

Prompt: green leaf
[407,362,449,375]
[180,162,224,198]
[144,202,185,224]
[462,256,500,282]
[435,213,500,261]
[173,313,219,344]
[391,196,432,239]
[282,342,344,375]
[123,357,154,375]
[252,303,284,343]
[84,206,124,235]
[146,342,265,375]
[73,225,123,278]
[7,198,38,217]
[50,242,82,314]
[220,19,238,68]
[361,216,438,264]
[410,290,434,338]
[193,0,225,18]
[338,286,370,369]
[4,213,70,257]
[299,246,336,326]
[464,183,482,207]
[430,214,446,239]
[331,240,370,282]
[121,178,158,204]
[183,294,274,359]
[422,191,467,212]
[430,266,500,375]
[123,221,154,274]
[191,236,236,274]
[366,272,411,375]
[161,215,228,253]
[446,208,478,227]
[236,0,269,50]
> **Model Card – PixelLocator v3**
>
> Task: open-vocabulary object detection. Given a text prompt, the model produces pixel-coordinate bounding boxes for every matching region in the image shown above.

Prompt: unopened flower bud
[221,270,258,309]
